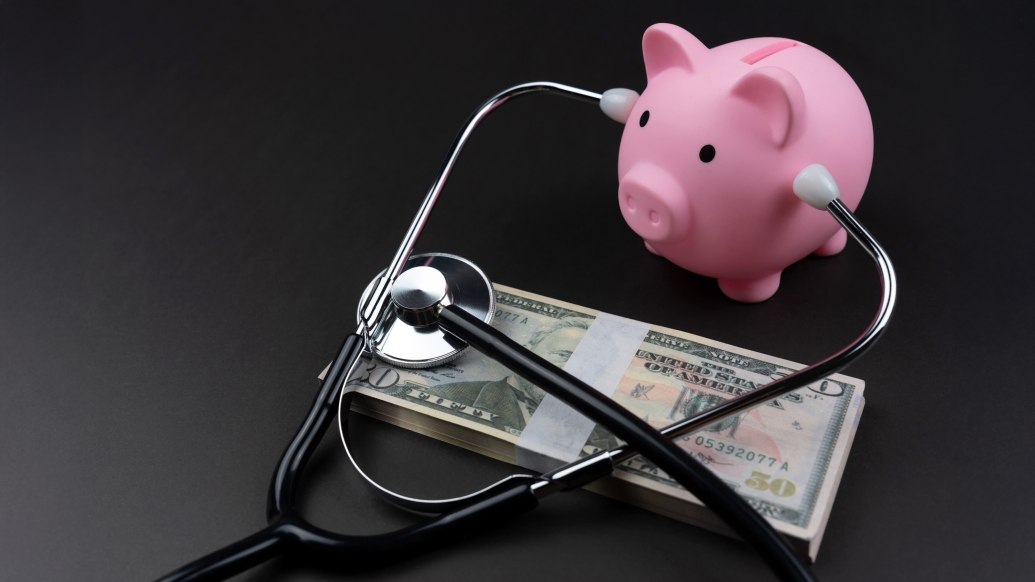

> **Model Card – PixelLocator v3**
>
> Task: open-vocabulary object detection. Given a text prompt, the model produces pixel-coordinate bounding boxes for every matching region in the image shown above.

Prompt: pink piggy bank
[603,24,873,302]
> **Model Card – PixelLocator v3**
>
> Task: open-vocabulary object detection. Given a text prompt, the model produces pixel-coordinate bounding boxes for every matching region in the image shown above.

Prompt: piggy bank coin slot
[740,41,798,65]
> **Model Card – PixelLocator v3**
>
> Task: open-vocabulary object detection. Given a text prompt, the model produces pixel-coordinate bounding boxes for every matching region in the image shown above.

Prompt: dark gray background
[2,1,1032,581]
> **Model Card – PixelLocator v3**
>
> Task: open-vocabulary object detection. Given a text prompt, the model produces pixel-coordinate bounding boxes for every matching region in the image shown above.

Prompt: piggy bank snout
[618,166,691,244]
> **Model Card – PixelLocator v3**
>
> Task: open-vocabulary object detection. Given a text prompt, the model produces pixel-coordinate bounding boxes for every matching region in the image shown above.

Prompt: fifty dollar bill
[338,284,865,561]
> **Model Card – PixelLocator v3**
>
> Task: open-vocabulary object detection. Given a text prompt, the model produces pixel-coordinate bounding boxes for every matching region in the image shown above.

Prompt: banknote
[339,284,865,560]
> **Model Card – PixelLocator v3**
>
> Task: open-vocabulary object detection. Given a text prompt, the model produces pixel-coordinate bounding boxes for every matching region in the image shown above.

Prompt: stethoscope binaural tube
[340,195,896,513]
[155,83,602,582]
[356,82,601,350]
[431,201,893,581]
[335,82,895,581]
[157,82,895,582]
[436,305,817,582]
[337,190,895,582]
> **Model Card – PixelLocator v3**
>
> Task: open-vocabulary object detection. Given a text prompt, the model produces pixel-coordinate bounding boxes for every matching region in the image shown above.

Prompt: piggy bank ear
[643,23,708,80]
[730,66,807,147]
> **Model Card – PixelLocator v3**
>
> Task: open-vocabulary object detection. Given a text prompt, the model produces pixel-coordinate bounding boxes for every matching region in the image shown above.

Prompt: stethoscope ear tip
[600,88,640,124]
[793,164,841,210]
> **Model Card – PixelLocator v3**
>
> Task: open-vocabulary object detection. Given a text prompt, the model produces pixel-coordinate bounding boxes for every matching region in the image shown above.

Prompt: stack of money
[338,284,865,561]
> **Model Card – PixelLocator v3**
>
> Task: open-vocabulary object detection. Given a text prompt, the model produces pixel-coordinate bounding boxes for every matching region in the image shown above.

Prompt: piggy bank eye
[639,110,650,127]
[699,144,716,163]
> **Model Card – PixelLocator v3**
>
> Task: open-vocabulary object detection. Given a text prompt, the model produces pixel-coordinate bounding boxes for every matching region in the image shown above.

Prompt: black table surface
[2,2,1033,581]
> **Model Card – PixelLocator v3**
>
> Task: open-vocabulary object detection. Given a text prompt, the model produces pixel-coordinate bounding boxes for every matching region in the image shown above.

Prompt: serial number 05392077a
[692,436,790,472]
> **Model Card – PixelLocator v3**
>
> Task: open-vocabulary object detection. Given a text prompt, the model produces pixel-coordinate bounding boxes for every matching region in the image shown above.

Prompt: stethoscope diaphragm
[357,253,495,369]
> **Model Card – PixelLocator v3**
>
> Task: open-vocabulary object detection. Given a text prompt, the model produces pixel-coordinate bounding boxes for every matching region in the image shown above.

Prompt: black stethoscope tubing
[156,82,895,582]
[157,333,539,582]
[157,317,815,582]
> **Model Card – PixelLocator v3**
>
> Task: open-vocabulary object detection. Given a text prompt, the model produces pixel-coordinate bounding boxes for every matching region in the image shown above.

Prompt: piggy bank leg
[717,271,782,303]
[644,241,661,256]
[814,228,847,257]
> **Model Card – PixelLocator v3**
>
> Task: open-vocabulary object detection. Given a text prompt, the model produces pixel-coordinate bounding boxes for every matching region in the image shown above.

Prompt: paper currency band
[334,311,653,513]
[332,81,893,582]
[515,312,652,473]
[527,197,896,498]
[333,195,892,582]
[436,305,819,582]
[159,74,896,582]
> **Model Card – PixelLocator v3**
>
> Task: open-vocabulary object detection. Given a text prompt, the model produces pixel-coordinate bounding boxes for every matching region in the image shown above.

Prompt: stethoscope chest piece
[358,253,495,368]
[156,72,897,582]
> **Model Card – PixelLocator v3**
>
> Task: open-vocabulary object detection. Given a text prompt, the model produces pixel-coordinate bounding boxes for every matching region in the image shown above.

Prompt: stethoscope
[156,82,896,582]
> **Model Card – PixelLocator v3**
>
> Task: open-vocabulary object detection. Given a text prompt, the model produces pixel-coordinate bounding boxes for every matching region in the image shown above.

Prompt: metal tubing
[534,198,897,478]
[437,304,817,582]
[343,81,897,523]
[338,384,541,515]
[616,198,896,460]
[156,332,540,582]
[349,198,896,506]
[358,83,602,335]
